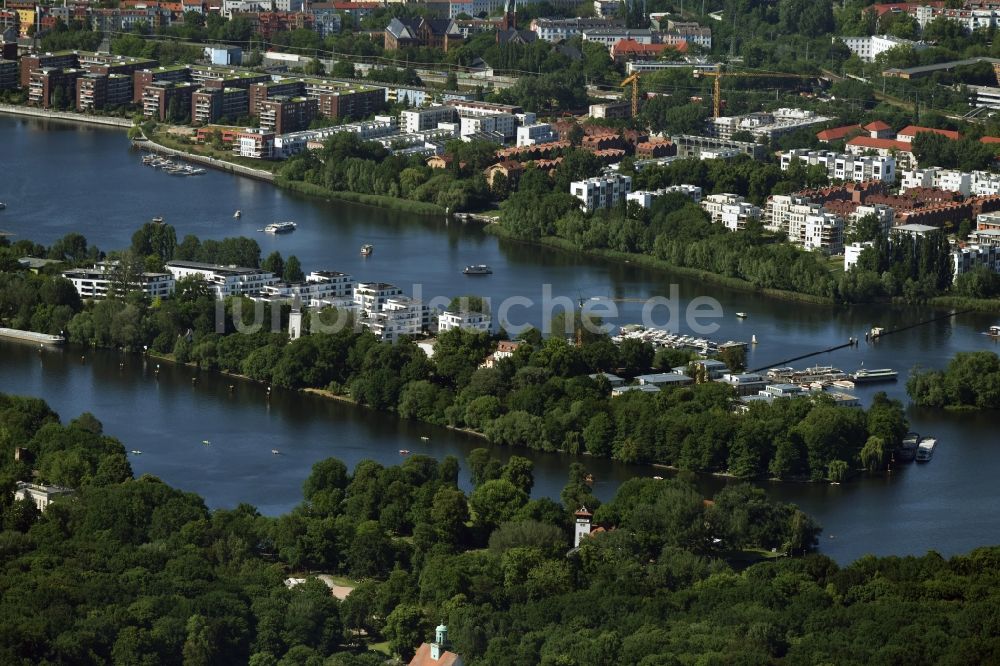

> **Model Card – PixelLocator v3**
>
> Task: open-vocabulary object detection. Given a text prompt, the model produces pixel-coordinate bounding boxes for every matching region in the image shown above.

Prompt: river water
[3,114,1000,563]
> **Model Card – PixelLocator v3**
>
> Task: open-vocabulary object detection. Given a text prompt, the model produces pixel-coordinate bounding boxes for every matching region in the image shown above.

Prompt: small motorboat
[419,436,429,441]
[399,449,410,455]
[233,210,242,219]
[463,264,492,275]
[916,437,937,462]
[361,244,373,256]
[271,449,281,455]
[987,325,1000,337]
[736,312,748,319]
[151,216,164,225]
[0,202,6,210]
[130,450,142,455]
[202,440,211,446]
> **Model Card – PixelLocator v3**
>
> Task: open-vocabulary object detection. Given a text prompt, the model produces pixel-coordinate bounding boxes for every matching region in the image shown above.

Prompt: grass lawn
[369,641,391,656]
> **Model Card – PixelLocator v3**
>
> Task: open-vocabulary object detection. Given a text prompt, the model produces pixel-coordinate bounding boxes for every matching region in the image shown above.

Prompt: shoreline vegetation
[1,223,912,486]
[7,105,998,310]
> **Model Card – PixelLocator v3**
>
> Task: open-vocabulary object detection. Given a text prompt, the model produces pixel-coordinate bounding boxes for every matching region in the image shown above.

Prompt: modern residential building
[459,112,516,141]
[248,78,305,114]
[401,105,457,133]
[133,65,191,103]
[27,67,83,108]
[672,134,768,160]
[258,96,317,134]
[233,128,275,159]
[259,271,356,304]
[701,193,761,232]
[192,87,249,124]
[164,260,278,298]
[14,481,76,511]
[515,122,559,147]
[354,282,405,315]
[781,148,897,184]
[77,73,132,111]
[141,81,200,121]
[717,372,769,396]
[530,17,620,42]
[0,59,17,90]
[19,50,79,87]
[626,184,702,209]
[361,295,431,343]
[570,174,633,212]
[952,244,1000,278]
[62,262,175,300]
[438,309,491,333]
[838,34,927,62]
[900,168,1000,197]
[708,108,831,141]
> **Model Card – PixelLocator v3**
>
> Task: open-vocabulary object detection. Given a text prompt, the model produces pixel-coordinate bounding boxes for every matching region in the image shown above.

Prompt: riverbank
[0,103,132,128]
[134,136,276,183]
[274,177,446,217]
[485,225,837,306]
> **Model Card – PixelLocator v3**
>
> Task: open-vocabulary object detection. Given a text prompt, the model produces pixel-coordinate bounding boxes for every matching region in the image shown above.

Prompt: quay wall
[0,104,132,128]
[0,328,65,345]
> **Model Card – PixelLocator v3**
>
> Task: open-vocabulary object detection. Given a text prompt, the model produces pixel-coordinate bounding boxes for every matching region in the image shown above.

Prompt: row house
[782,148,897,184]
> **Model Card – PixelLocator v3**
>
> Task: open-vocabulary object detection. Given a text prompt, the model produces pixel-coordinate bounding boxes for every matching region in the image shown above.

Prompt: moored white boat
[916,437,937,462]
[263,221,296,234]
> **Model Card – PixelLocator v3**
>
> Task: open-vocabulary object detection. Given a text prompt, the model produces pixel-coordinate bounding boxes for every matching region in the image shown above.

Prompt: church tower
[574,506,593,547]
[500,0,516,31]
[430,624,448,660]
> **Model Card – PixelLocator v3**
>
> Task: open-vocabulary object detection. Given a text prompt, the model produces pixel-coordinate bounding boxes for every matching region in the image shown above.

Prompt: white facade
[516,122,559,147]
[259,271,356,303]
[62,263,175,301]
[400,105,456,133]
[900,168,1000,197]
[844,241,874,271]
[709,108,831,141]
[626,184,702,209]
[765,195,845,253]
[14,481,75,511]
[361,296,431,343]
[701,193,761,231]
[781,149,896,184]
[354,282,404,315]
[571,174,633,212]
[438,309,491,333]
[838,34,926,62]
[850,204,894,237]
[164,261,277,299]
[459,112,516,140]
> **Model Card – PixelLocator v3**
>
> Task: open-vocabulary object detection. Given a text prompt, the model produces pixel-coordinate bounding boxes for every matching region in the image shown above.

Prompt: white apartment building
[444,99,522,118]
[571,174,633,212]
[62,262,175,301]
[709,109,831,141]
[581,27,655,47]
[914,5,1000,31]
[626,184,702,209]
[781,149,896,184]
[764,195,845,253]
[844,241,874,271]
[900,168,1000,197]
[14,481,75,511]
[400,105,457,133]
[849,204,894,237]
[259,271,356,303]
[164,260,277,299]
[438,309,492,333]
[530,17,617,42]
[838,34,927,62]
[354,282,405,315]
[361,296,431,343]
[700,193,761,231]
[460,112,516,141]
[516,122,559,147]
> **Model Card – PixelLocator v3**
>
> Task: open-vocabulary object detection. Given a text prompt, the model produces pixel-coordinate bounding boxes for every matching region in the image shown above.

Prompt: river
[3,114,1000,563]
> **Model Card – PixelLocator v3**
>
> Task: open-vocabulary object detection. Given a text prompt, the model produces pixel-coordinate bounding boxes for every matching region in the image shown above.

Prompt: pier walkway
[0,328,65,345]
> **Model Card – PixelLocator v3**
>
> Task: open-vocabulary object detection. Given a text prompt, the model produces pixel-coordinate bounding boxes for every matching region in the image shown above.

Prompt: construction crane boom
[693,66,816,118]
[620,73,640,118]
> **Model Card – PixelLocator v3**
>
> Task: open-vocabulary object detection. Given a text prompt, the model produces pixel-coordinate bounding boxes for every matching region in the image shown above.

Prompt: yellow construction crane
[620,73,640,117]
[694,66,817,118]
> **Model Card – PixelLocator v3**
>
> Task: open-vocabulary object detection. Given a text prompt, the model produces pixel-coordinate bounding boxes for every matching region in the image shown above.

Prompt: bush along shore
[2,227,910,484]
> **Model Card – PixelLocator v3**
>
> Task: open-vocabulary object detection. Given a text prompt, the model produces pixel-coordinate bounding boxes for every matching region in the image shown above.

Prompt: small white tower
[288,307,302,341]
[430,624,448,660]
[574,506,593,547]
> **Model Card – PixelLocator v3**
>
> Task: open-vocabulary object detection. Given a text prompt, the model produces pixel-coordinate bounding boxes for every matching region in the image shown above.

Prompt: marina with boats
[614,324,748,355]
[141,153,206,176]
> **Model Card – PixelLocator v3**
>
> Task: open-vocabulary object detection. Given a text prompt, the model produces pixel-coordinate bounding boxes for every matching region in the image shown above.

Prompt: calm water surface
[3,114,1000,563]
